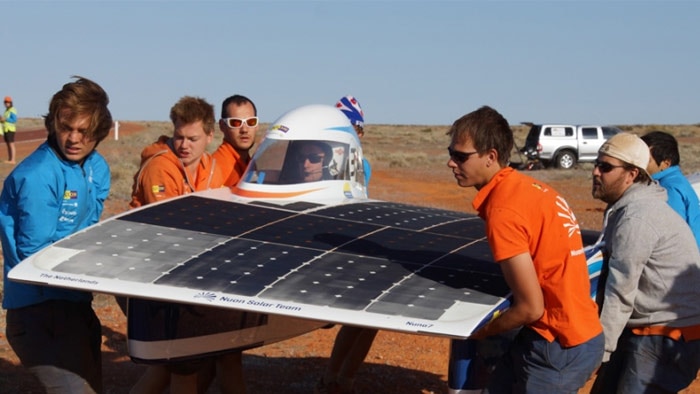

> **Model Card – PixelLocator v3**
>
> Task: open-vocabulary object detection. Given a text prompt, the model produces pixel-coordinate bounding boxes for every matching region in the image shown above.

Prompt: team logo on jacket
[555,195,581,237]
[530,182,548,192]
[63,190,78,200]
[151,184,165,194]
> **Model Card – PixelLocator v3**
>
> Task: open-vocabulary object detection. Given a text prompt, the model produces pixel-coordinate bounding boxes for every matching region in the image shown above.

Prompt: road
[13,128,46,142]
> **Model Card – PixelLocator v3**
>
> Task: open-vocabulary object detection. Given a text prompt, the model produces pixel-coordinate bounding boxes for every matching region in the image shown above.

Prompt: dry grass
[365,123,700,173]
[15,119,700,208]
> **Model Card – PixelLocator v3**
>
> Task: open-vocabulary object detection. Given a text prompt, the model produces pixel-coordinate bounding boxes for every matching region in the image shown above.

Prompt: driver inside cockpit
[288,140,334,183]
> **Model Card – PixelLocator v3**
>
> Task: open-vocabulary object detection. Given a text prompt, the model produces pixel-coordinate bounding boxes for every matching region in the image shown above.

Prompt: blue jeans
[485,327,604,394]
[591,329,700,394]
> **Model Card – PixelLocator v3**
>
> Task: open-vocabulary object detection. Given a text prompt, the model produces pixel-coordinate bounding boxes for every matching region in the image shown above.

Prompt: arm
[84,152,111,221]
[599,216,653,361]
[363,158,372,186]
[470,252,544,340]
[664,185,689,222]
[136,159,184,205]
[8,171,62,260]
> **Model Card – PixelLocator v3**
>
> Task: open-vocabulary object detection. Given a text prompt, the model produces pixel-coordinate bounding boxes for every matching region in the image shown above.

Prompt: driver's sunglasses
[594,160,625,173]
[222,116,258,128]
[448,147,479,164]
[297,153,325,164]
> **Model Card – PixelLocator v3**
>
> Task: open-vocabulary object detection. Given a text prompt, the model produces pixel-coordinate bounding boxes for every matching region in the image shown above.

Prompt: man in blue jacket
[641,130,700,248]
[0,76,113,393]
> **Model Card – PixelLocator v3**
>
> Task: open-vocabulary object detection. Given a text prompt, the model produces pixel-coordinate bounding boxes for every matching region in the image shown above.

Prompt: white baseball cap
[598,132,650,175]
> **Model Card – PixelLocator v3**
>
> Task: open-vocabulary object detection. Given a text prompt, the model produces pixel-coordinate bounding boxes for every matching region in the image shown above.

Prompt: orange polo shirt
[473,167,602,347]
[213,142,250,187]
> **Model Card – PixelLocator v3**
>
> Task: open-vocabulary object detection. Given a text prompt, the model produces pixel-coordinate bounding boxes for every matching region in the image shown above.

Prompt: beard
[591,182,606,201]
[592,176,625,204]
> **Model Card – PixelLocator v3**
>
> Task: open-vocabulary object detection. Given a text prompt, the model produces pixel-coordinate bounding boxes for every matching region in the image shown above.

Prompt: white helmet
[235,105,368,203]
[265,104,359,143]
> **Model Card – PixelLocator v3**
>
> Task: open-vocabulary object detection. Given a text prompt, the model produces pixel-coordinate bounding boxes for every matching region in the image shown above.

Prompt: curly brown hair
[44,76,113,144]
[170,96,216,136]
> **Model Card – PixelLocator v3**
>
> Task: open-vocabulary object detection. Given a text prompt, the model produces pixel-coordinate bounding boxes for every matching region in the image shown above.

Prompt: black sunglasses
[594,160,625,173]
[447,147,479,164]
[297,153,325,164]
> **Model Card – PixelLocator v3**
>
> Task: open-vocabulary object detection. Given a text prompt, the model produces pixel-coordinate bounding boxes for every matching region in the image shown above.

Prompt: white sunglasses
[222,116,258,128]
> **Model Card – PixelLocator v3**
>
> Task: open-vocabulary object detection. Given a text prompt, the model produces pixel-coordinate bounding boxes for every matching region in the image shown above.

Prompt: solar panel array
[54,195,509,323]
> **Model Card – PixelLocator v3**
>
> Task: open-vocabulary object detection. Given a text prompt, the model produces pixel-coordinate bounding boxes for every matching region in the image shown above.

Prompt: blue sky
[4,1,699,126]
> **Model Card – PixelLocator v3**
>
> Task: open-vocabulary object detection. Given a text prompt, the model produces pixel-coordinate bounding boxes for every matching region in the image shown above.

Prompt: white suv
[521,123,622,169]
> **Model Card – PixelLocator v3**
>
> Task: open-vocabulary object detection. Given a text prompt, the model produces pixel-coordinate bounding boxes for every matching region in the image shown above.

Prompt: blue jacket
[1,142,110,309]
[653,165,700,249]
[363,158,372,189]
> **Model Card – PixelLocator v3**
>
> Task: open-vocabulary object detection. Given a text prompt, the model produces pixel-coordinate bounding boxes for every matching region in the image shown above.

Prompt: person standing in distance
[1,95,18,164]
[213,94,259,186]
[0,76,113,393]
[447,105,603,393]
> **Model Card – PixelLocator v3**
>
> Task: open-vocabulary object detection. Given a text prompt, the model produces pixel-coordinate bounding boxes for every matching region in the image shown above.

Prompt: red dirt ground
[0,124,698,393]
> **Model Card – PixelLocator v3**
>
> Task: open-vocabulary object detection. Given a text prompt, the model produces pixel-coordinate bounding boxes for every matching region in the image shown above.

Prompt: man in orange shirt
[447,105,603,392]
[191,94,261,393]
[213,94,259,187]
[129,96,236,394]
[130,96,223,207]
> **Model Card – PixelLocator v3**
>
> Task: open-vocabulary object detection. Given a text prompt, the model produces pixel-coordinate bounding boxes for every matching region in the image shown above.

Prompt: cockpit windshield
[243,139,365,186]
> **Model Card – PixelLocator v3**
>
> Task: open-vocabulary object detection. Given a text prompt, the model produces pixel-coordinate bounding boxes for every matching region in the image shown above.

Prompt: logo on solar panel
[194,291,217,302]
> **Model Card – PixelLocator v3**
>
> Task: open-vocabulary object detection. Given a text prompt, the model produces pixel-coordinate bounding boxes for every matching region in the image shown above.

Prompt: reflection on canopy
[244,139,366,186]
